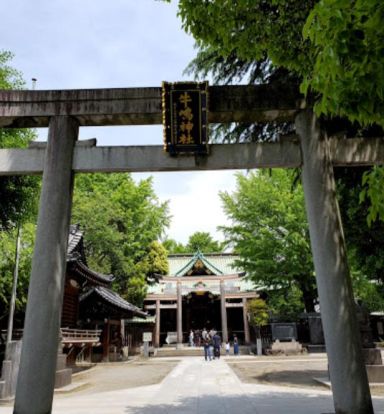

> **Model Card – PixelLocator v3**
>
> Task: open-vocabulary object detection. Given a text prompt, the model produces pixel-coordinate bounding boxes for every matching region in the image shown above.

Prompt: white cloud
[148,171,240,244]
[3,0,242,244]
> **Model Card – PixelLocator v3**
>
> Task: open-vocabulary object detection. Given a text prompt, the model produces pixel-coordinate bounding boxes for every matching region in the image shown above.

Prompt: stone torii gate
[1,84,382,414]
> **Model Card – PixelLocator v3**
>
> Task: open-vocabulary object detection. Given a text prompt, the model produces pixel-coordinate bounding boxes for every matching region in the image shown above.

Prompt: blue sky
[1,0,240,243]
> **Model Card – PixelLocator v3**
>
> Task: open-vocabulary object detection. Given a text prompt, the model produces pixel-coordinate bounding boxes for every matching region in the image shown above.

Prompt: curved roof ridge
[199,253,224,275]
[80,286,147,318]
[174,251,224,277]
[74,261,114,287]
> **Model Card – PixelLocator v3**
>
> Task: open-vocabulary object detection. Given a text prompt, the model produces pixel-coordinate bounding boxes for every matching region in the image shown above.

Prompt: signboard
[162,81,209,155]
[142,332,152,342]
[271,323,297,341]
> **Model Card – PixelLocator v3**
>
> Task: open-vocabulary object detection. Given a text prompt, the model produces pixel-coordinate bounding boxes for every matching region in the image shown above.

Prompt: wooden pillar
[14,116,78,414]
[102,321,110,362]
[296,110,373,414]
[155,300,160,347]
[242,298,250,344]
[177,282,183,345]
[220,280,228,343]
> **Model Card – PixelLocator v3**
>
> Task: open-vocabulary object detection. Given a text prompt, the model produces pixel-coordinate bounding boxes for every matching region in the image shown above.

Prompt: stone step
[156,347,203,357]
[367,365,384,383]
[56,354,67,371]
[55,368,72,389]
[155,346,250,357]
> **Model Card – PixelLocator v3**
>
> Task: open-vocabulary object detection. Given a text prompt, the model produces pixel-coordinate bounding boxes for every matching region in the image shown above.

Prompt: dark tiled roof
[80,286,147,318]
[73,261,114,287]
[67,224,84,257]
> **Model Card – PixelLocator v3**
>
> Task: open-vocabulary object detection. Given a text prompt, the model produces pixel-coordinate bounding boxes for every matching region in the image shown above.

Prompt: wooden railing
[0,329,23,342]
[60,328,101,345]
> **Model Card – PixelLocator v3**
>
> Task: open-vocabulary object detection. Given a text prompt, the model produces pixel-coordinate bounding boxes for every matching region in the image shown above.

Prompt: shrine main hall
[143,252,259,347]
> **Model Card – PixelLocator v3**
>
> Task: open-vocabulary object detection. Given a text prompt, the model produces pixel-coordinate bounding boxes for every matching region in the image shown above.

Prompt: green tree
[303,1,384,126]
[0,223,36,324]
[0,50,39,229]
[185,231,223,253]
[162,238,188,254]
[136,240,169,282]
[172,0,384,226]
[246,298,269,338]
[335,168,384,311]
[163,232,223,254]
[220,169,316,313]
[175,0,384,126]
[171,0,384,311]
[267,285,306,322]
[71,173,170,305]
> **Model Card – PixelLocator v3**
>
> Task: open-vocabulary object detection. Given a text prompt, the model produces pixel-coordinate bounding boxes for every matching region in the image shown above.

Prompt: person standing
[213,332,221,359]
[203,334,212,361]
[233,335,239,356]
[189,330,194,347]
[225,341,230,356]
[202,327,208,340]
[195,329,201,347]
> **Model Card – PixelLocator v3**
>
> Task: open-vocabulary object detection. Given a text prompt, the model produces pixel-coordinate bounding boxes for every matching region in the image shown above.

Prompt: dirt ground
[58,358,179,397]
[227,356,384,396]
[58,355,384,398]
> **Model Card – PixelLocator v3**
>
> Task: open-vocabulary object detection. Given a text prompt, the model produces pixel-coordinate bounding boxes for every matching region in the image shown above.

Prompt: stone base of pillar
[176,342,184,349]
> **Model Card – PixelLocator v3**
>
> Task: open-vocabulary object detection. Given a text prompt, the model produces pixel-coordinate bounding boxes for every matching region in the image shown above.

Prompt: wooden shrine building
[144,251,259,347]
[62,225,147,361]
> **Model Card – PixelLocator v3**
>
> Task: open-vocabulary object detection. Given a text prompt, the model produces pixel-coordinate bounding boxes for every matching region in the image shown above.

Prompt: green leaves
[360,166,384,226]
[0,51,39,230]
[177,0,314,73]
[247,298,269,328]
[303,0,384,126]
[0,223,36,321]
[163,231,223,254]
[71,173,170,305]
[220,169,316,313]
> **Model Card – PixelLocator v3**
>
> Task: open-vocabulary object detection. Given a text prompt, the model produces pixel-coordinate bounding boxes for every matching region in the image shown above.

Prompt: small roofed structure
[62,225,147,363]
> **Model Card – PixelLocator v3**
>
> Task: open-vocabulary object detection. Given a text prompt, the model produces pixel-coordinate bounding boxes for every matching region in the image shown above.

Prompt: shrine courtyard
[1,354,384,414]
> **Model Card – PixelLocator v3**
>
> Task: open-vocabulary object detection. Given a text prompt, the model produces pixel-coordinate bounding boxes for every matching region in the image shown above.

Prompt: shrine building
[62,225,147,362]
[143,251,259,347]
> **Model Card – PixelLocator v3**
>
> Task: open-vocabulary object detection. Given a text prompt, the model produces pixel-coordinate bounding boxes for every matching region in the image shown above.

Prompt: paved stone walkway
[2,357,384,413]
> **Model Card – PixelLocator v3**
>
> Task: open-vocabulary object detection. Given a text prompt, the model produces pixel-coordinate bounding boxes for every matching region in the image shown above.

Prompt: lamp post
[6,224,21,359]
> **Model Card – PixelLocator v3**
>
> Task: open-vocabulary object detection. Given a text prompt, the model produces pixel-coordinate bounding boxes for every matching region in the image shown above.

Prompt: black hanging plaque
[162,81,209,155]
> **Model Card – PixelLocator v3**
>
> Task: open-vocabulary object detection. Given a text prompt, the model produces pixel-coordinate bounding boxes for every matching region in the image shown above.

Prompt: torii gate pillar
[296,110,373,414]
[13,116,78,414]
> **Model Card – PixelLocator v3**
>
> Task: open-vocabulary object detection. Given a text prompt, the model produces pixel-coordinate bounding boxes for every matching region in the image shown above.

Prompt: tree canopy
[246,298,269,337]
[172,0,384,225]
[164,231,223,254]
[174,0,384,127]
[0,51,39,229]
[71,173,170,305]
[0,223,36,325]
[220,169,317,313]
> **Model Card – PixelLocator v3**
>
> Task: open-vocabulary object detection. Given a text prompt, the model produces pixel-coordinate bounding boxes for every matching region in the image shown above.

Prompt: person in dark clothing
[212,332,221,359]
[233,335,239,355]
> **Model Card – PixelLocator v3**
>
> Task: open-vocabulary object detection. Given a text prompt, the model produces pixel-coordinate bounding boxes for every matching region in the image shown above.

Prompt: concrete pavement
[1,357,384,413]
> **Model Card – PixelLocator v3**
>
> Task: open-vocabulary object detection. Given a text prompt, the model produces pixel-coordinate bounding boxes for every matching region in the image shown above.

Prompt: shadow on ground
[254,369,330,388]
[123,392,335,414]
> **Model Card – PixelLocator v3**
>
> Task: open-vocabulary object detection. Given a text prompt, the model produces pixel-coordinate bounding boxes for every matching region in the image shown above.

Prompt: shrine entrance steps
[155,345,250,357]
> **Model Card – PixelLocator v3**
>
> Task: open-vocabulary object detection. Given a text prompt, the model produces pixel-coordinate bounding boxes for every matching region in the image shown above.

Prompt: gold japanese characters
[162,81,209,155]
